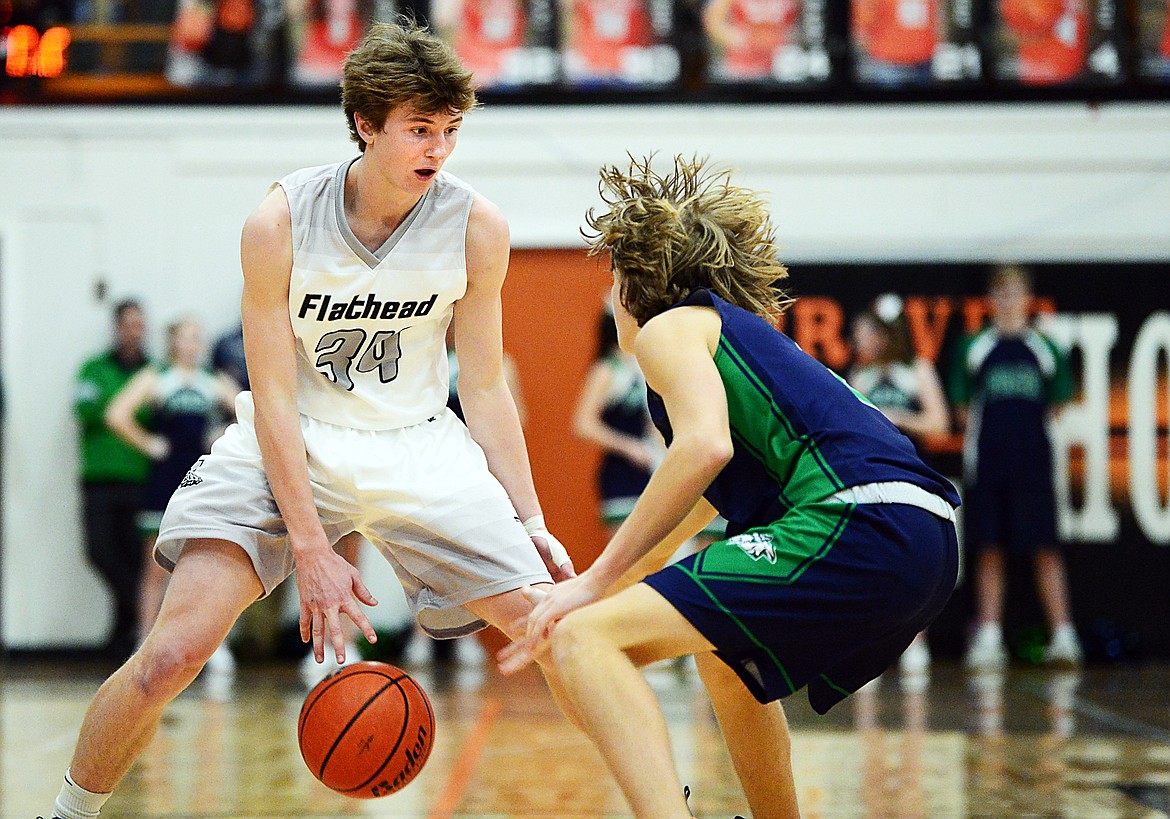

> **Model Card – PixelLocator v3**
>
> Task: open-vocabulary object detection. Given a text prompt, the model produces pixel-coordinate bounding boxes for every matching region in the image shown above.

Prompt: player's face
[170,321,204,367]
[851,315,886,364]
[989,277,1031,322]
[359,105,463,192]
[115,306,146,352]
[610,272,640,353]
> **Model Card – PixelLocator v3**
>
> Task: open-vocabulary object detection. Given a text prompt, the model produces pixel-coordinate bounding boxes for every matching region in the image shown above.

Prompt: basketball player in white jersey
[49,20,574,819]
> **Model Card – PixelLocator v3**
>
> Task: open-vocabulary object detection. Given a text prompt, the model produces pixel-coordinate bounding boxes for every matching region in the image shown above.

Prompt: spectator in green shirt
[75,299,152,661]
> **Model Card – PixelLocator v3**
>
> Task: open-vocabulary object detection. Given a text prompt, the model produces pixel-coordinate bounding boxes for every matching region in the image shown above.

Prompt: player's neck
[345,157,423,247]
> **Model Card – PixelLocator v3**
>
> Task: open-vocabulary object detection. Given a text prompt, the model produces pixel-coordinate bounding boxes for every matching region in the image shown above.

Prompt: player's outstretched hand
[496,576,603,675]
[296,548,378,665]
[523,515,576,582]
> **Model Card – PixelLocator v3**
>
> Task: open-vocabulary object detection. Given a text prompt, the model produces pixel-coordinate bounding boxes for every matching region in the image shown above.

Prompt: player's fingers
[351,574,378,607]
[328,610,346,664]
[343,601,378,645]
[311,610,325,662]
[496,641,534,675]
[521,584,547,606]
[556,559,577,581]
[300,609,312,643]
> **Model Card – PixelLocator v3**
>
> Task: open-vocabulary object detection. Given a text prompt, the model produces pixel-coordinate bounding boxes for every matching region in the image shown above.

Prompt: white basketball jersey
[277,159,473,430]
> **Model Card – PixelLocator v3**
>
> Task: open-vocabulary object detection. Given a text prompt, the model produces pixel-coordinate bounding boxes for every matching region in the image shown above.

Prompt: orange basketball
[298,661,435,798]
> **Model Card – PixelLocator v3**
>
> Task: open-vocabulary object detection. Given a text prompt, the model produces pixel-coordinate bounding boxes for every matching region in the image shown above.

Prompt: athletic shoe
[1043,626,1083,668]
[964,623,1008,670]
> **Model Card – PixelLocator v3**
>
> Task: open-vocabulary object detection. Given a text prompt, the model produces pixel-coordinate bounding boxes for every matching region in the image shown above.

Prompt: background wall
[2,102,1168,650]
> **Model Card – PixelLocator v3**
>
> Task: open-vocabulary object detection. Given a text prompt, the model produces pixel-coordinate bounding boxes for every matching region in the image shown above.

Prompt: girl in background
[848,293,950,676]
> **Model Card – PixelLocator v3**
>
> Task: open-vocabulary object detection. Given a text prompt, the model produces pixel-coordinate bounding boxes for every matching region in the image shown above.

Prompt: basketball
[297,661,436,798]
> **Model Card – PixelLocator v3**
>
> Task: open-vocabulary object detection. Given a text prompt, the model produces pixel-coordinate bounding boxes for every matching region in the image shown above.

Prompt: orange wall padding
[501,248,613,569]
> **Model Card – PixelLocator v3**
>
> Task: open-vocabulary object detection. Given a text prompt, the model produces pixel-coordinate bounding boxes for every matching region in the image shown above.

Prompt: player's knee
[547,610,610,670]
[133,633,215,700]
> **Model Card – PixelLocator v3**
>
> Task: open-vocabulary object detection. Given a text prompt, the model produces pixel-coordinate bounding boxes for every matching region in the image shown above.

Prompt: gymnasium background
[1,74,1168,659]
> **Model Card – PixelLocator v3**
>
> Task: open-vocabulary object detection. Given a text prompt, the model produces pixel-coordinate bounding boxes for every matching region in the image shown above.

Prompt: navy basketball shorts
[642,499,959,714]
[963,475,1059,556]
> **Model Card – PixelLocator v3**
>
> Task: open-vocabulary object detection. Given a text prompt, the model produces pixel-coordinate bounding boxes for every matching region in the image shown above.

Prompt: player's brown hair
[584,155,793,326]
[341,19,477,152]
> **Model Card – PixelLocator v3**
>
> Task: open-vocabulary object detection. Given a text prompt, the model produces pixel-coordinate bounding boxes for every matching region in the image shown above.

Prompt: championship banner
[701,0,833,85]
[1135,0,1170,82]
[850,0,982,85]
[989,0,1125,84]
[784,262,1170,659]
[433,0,560,89]
[560,0,680,87]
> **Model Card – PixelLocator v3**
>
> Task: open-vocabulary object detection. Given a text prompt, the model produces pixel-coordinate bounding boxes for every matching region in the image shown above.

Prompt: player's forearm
[253,395,328,554]
[462,382,542,521]
[592,433,729,588]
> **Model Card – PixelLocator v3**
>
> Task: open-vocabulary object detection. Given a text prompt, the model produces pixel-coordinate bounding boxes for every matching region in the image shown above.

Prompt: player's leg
[63,538,262,797]
[692,651,799,819]
[1034,547,1072,627]
[462,584,585,729]
[972,546,1006,626]
[540,583,715,818]
[136,532,170,644]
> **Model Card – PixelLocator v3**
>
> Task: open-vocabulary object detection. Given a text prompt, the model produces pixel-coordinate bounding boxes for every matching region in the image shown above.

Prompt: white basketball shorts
[156,397,552,638]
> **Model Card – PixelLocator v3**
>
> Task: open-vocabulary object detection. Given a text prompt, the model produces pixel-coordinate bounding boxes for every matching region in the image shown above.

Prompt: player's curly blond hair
[584,155,793,326]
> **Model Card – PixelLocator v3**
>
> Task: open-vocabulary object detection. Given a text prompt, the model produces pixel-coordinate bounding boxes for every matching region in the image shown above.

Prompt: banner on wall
[850,0,982,85]
[560,0,680,86]
[781,263,1169,548]
[433,0,560,88]
[783,262,1169,657]
[989,0,1125,84]
[701,0,833,85]
[1135,0,1170,82]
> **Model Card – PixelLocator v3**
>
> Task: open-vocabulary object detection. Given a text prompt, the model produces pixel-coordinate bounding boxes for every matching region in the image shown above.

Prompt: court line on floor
[428,695,503,819]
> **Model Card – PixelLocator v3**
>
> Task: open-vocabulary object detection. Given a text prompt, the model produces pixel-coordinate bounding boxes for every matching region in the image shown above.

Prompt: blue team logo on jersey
[729,532,776,564]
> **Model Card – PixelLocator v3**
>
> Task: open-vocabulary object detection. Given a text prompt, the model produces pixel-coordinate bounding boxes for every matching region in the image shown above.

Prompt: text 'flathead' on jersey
[298,293,439,322]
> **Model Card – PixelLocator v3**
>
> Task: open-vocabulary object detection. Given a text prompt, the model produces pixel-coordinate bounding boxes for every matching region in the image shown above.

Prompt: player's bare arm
[500,307,732,670]
[454,195,574,580]
[241,187,377,663]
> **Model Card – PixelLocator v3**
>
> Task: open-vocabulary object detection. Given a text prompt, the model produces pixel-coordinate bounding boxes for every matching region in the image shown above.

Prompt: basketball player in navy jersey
[49,21,574,819]
[500,156,961,818]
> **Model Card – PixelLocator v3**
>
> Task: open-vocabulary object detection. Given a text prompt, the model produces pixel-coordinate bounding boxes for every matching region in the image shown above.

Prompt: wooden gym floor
[3,654,1170,817]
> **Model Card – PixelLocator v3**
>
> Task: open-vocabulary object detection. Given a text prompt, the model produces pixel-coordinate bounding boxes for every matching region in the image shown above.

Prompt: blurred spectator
[212,321,249,391]
[104,318,239,669]
[950,265,1081,670]
[573,305,658,537]
[74,299,152,662]
[848,293,950,676]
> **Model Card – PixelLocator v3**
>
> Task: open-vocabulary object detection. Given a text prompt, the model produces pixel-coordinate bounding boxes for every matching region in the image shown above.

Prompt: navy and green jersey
[948,326,1072,483]
[646,290,959,535]
[75,349,152,483]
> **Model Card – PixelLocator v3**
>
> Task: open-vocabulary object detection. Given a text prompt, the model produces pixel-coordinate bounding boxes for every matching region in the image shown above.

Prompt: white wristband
[523,515,571,567]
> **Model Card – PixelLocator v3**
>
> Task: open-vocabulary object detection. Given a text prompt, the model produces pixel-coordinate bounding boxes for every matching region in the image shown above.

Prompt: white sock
[976,622,1003,640]
[53,770,110,819]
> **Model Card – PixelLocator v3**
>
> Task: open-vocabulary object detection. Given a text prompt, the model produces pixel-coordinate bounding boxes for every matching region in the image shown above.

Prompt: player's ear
[354,113,376,146]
